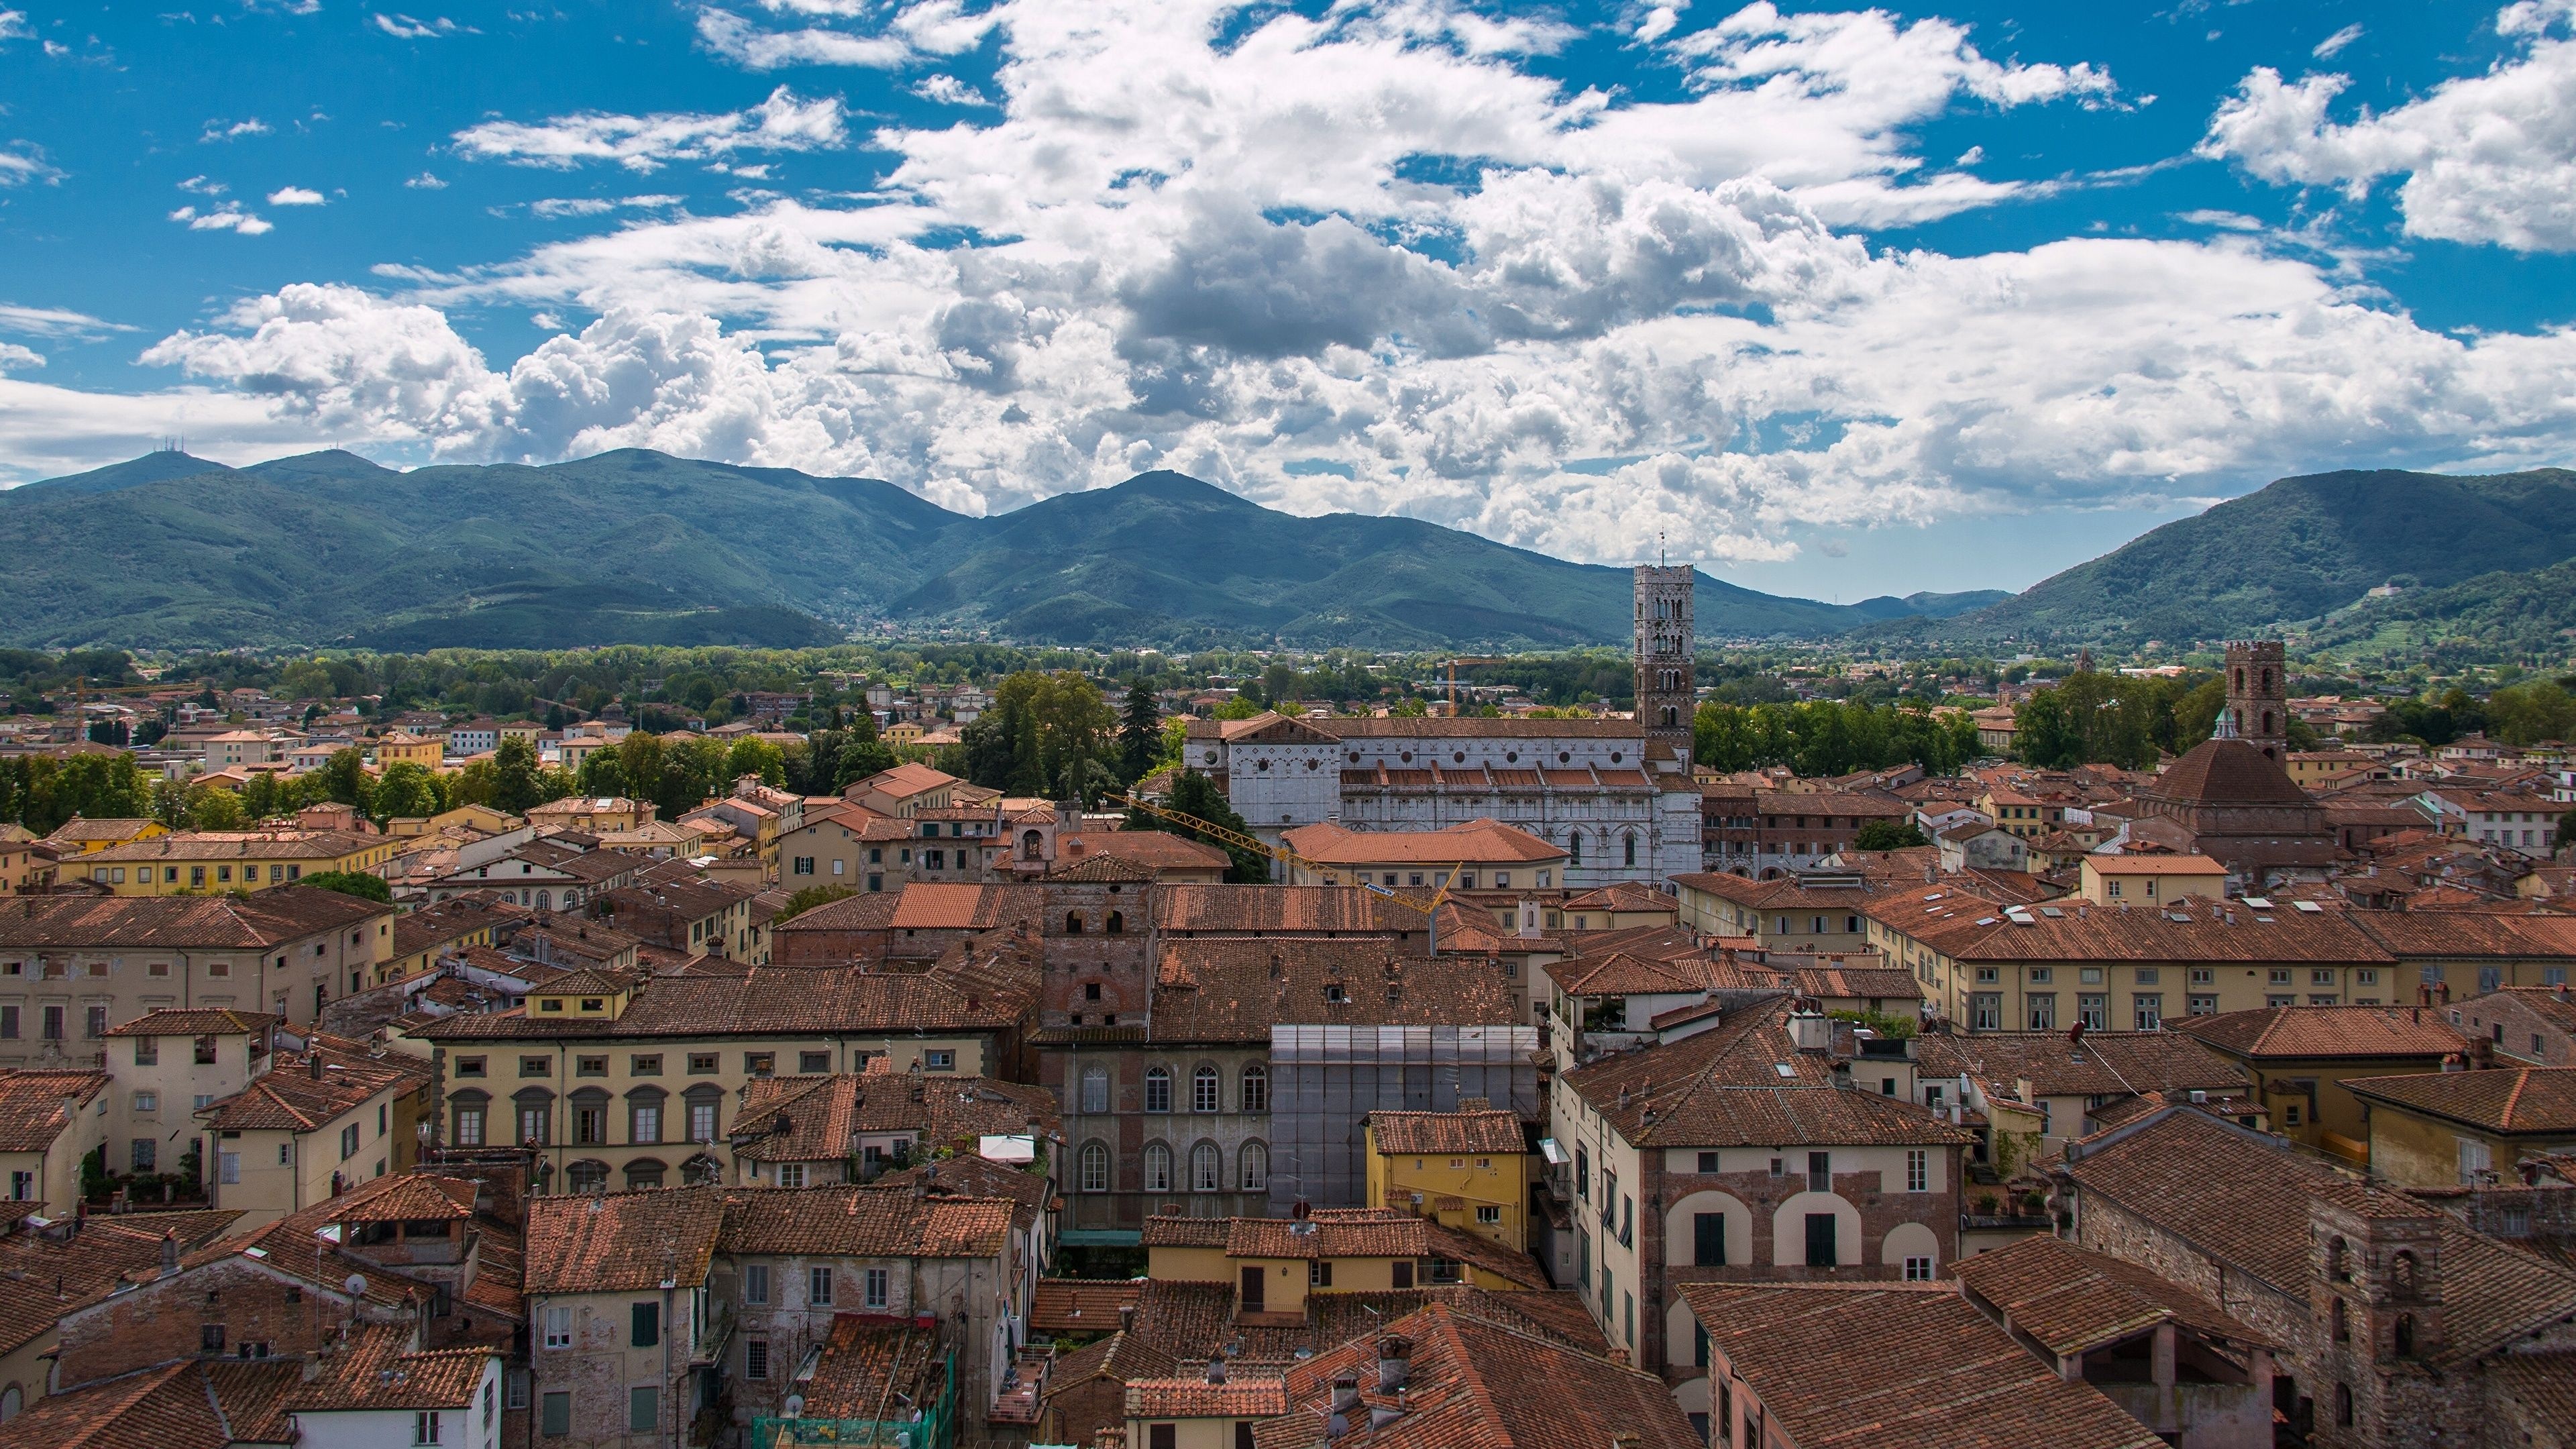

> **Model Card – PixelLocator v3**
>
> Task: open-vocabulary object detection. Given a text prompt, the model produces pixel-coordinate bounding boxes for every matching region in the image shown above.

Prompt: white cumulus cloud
[168,203,274,235]
[2202,1,2576,251]
[267,185,326,206]
[0,0,2563,564]
[910,73,990,106]
[449,85,846,172]
[0,343,44,372]
[696,7,912,69]
[373,13,476,39]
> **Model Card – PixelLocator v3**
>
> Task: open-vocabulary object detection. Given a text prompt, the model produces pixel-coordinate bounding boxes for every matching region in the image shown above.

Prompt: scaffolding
[1265,1024,1540,1214]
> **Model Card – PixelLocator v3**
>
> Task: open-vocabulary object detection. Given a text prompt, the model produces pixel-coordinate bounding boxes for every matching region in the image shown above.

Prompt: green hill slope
[1864,467,2576,649]
[0,451,1978,650]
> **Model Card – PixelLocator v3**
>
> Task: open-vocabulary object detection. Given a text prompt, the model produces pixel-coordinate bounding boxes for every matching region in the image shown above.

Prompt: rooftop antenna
[1658,529,1666,568]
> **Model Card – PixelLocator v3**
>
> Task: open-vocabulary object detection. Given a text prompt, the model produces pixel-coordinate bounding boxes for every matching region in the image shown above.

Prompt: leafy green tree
[576,747,627,798]
[1211,696,1263,720]
[316,749,374,812]
[491,734,546,815]
[724,737,786,789]
[299,870,392,904]
[2014,690,2083,769]
[1854,818,1927,851]
[370,761,446,824]
[614,731,665,806]
[184,785,246,832]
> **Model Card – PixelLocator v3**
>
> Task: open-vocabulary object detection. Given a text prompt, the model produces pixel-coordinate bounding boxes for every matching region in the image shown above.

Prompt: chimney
[1377,1334,1412,1392]
[1206,1355,1227,1385]
[1458,1096,1489,1114]
[1118,1303,1136,1334]
[309,1054,323,1081]
[160,1228,178,1275]
[1787,1000,1831,1055]
[1331,1377,1361,1415]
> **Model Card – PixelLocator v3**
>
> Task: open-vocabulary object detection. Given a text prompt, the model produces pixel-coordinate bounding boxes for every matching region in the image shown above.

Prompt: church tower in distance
[1634,562,1695,769]
[2224,639,2288,761]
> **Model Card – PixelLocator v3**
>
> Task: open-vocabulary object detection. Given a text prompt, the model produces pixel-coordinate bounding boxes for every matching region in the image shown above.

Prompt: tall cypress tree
[1119,678,1161,784]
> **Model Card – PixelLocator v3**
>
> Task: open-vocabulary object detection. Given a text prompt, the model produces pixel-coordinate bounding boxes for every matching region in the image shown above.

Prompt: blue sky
[2,0,2571,600]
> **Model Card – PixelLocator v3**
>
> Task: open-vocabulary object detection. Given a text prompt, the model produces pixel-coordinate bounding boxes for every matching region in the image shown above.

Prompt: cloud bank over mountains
[11,0,2576,569]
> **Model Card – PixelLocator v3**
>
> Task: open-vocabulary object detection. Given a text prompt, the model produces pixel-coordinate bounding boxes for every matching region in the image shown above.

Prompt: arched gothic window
[1079,1141,1110,1193]
[1144,1067,1172,1113]
[1191,1141,1223,1192]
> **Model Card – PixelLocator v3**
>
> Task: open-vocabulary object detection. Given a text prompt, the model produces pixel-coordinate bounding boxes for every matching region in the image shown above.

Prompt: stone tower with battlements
[2225,640,2288,761]
[1634,564,1695,769]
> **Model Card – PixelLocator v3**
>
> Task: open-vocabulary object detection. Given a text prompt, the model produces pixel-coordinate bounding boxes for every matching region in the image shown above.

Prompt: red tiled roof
[1679,1283,2167,1449]
[1366,1108,1523,1156]
[1125,1378,1289,1418]
[1562,998,1971,1150]
[102,1008,281,1039]
[1144,938,1515,1042]
[1281,819,1564,866]
[1951,1234,2275,1356]
[525,1186,727,1295]
[0,1070,109,1151]
[1032,1277,1144,1334]
[2172,1004,2468,1061]
[716,1186,1015,1259]
[2344,1067,2576,1134]
[1274,1302,1700,1449]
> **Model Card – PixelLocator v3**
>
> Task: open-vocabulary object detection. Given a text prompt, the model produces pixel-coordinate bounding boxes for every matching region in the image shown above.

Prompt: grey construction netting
[1265,1024,1540,1214]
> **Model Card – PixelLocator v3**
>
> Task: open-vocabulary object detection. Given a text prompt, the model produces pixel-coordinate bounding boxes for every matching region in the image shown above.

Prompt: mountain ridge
[0,450,1939,650]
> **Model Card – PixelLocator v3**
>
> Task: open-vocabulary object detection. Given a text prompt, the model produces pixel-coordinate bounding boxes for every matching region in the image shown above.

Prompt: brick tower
[1634,561,1695,769]
[2224,640,2288,761]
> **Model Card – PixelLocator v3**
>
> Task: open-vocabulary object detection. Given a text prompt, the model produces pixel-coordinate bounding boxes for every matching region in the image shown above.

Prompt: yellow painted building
[1362,1102,1532,1252]
[195,1044,432,1230]
[1142,1208,1548,1322]
[76,829,400,896]
[370,729,444,769]
[2077,854,2227,908]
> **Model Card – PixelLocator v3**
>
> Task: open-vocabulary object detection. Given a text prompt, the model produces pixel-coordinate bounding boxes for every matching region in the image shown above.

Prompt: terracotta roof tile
[525,1185,727,1295]
[716,1185,1015,1259]
[2061,1110,2436,1293]
[284,1324,495,1411]
[1152,885,1424,937]
[1032,1277,1144,1334]
[101,1008,281,1039]
[1144,938,1513,1043]
[0,1361,230,1449]
[1281,819,1564,866]
[799,1318,946,1419]
[2345,1066,2576,1134]
[0,1071,109,1151]
[1951,1233,2274,1355]
[1680,1282,2166,1449]
[1365,1108,1523,1157]
[0,888,387,951]
[2172,1004,2469,1060]
[1275,1302,1699,1449]
[1562,999,1971,1149]
[1124,1377,1289,1418]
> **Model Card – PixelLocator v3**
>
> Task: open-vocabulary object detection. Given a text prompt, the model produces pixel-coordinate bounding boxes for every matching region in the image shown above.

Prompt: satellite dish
[343,1273,369,1298]
[783,1395,805,1419]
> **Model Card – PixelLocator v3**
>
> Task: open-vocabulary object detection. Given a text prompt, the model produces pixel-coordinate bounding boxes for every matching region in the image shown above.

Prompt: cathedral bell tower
[1634,558,1695,769]
[2224,640,2288,761]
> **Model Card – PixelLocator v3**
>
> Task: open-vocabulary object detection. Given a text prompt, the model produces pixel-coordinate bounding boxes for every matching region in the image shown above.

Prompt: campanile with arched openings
[2224,639,2288,761]
[1634,559,1695,770]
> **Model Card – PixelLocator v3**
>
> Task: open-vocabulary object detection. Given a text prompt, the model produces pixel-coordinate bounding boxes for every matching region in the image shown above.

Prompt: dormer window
[541,999,564,1012]
[1324,983,1347,1004]
[582,998,604,1012]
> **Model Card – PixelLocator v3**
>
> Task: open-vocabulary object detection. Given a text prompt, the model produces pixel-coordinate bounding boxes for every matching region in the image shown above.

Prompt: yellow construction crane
[1103,792,1466,920]
[1441,657,1511,714]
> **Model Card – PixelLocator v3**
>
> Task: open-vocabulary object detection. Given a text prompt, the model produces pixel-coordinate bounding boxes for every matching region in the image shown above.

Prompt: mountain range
[1860,466,2576,656]
[5,451,2568,656]
[0,449,2000,651]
